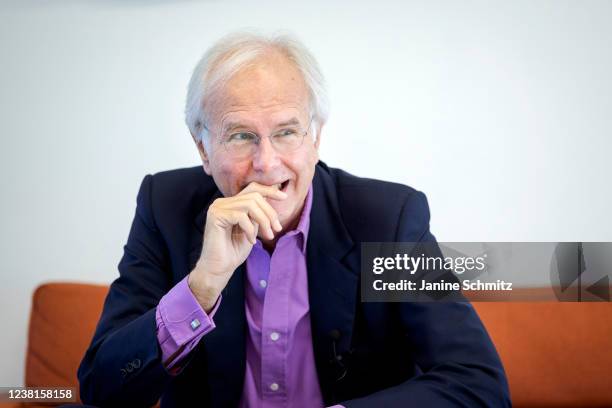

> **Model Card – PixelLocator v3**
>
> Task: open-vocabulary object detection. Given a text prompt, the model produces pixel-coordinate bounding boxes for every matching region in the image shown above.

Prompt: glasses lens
[223,132,257,157]
[271,125,307,152]
[220,119,311,157]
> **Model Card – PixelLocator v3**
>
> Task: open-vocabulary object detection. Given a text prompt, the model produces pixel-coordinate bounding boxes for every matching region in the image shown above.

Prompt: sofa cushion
[25,283,108,404]
[473,300,612,408]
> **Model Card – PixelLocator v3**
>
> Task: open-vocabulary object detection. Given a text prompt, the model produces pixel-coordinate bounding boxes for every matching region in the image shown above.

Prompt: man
[78,32,510,407]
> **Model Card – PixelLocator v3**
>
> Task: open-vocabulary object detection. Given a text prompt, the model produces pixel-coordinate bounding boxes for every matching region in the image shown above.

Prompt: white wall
[1,0,611,387]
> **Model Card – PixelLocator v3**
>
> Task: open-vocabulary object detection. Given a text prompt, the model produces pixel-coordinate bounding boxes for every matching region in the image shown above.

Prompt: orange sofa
[0,283,109,408]
[2,283,611,407]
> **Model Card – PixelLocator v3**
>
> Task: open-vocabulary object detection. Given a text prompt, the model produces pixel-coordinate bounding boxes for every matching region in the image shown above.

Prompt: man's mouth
[275,180,290,192]
[243,179,290,193]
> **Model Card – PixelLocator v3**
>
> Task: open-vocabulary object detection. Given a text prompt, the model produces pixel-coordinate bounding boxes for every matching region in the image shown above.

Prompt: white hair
[185,31,329,149]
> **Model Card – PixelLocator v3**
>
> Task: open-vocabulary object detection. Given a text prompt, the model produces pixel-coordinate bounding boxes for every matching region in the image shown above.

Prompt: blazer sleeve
[78,175,173,407]
[343,191,511,408]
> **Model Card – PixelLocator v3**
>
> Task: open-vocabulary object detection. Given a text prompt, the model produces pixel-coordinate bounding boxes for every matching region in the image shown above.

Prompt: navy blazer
[78,161,510,407]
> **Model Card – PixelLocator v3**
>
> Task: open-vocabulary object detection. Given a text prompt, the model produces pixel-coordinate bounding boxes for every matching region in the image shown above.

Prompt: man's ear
[314,123,323,150]
[192,132,212,175]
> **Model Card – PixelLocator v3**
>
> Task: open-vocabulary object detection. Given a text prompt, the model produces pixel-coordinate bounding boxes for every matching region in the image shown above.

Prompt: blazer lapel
[307,164,360,401]
[190,189,246,407]
[202,264,246,407]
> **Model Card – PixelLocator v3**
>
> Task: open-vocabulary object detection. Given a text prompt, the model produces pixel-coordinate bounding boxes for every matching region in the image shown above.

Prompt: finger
[233,211,257,244]
[238,181,288,200]
[244,203,274,240]
[249,193,283,232]
[231,193,282,232]
[220,198,275,239]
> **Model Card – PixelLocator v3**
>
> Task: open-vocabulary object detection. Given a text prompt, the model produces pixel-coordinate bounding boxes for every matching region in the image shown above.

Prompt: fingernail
[274,219,282,231]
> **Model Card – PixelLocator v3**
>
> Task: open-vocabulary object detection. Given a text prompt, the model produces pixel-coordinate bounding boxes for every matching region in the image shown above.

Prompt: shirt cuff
[156,275,221,372]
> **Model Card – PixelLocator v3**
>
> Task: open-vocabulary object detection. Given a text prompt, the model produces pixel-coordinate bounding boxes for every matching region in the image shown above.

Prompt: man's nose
[251,136,281,172]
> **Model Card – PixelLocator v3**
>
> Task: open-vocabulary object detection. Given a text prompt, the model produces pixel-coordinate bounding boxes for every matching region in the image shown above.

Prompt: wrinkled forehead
[218,105,308,134]
[206,54,311,131]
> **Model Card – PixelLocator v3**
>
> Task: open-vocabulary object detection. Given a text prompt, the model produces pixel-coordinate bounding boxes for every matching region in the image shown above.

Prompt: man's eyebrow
[222,117,302,133]
[222,122,250,133]
[276,117,301,127]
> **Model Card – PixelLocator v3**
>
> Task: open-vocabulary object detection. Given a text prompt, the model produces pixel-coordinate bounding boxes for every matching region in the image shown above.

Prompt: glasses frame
[209,117,314,158]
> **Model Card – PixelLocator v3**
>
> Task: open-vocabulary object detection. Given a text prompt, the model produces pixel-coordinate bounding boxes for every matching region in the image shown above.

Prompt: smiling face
[195,51,322,231]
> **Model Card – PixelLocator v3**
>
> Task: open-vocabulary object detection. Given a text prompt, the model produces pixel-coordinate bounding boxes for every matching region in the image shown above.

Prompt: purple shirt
[155,186,343,408]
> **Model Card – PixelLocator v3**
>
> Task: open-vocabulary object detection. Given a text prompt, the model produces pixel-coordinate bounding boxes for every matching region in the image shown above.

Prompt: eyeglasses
[213,118,313,159]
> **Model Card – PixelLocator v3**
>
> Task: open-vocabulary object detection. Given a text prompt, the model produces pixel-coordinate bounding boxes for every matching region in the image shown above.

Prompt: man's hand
[188,182,286,312]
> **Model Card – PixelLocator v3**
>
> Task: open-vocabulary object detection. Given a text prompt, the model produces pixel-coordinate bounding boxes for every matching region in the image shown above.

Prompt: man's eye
[228,132,256,142]
[275,128,298,138]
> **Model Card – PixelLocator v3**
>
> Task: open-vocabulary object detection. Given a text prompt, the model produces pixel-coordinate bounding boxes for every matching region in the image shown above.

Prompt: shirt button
[270,332,280,341]
[259,279,267,288]
[270,383,279,391]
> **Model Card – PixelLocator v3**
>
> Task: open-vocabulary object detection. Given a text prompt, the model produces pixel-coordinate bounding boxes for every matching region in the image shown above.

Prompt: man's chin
[264,200,294,228]
[269,202,290,224]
